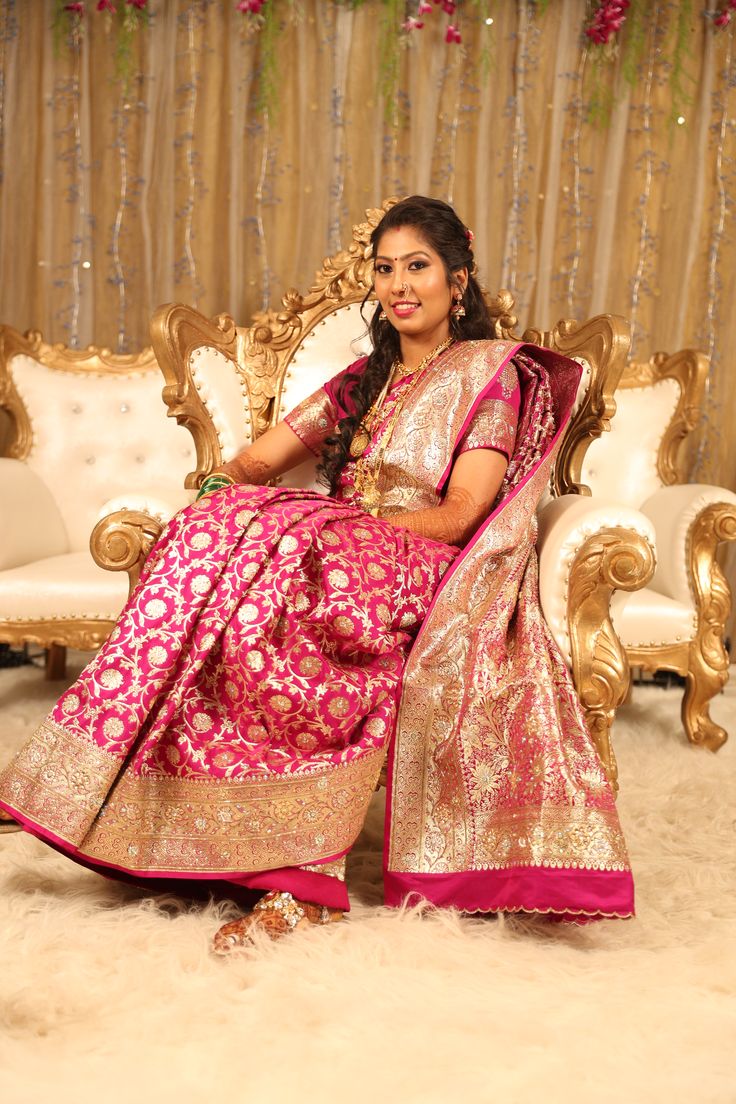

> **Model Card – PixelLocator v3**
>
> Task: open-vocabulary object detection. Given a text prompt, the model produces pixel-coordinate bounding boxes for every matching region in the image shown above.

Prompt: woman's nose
[391,270,408,295]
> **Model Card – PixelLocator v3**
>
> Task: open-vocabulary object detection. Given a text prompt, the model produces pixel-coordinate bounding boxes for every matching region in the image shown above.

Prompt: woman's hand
[379,448,508,547]
[218,421,315,486]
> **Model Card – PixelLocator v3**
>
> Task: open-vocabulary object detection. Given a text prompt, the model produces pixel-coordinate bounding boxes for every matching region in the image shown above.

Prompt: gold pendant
[349,429,370,458]
[361,486,379,510]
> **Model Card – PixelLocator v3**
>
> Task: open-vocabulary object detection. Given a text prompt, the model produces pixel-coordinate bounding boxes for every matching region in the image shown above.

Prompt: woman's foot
[212,890,344,955]
[0,809,20,834]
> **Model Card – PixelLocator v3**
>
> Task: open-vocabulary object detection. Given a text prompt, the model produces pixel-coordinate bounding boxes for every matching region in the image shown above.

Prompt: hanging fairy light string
[0,0,18,189]
[184,5,200,306]
[66,21,87,348]
[327,6,351,256]
[174,3,206,307]
[444,28,464,206]
[501,0,529,298]
[695,26,734,479]
[111,93,130,353]
[565,47,587,315]
[627,7,661,359]
[254,108,272,311]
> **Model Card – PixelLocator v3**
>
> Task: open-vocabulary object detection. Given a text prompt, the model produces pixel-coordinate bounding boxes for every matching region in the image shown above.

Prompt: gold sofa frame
[619,351,736,752]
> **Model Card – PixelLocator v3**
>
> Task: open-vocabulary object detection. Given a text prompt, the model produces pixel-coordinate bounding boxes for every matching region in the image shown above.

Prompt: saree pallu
[383,346,633,921]
[0,339,634,921]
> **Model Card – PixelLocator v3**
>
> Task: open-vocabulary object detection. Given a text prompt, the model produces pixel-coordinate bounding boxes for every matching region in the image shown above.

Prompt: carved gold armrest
[568,528,656,791]
[90,509,165,595]
[683,502,736,752]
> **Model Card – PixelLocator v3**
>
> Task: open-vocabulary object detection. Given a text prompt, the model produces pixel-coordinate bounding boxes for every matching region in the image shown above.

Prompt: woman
[0,197,634,952]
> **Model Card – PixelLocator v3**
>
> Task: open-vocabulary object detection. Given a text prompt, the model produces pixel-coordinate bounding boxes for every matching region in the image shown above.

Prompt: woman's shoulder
[461,338,523,357]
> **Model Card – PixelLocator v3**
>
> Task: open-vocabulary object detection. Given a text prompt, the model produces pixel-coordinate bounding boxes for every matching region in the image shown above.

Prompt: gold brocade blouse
[285,355,520,515]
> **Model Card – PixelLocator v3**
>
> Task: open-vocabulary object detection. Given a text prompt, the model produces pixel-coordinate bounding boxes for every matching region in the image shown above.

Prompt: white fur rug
[1,658,735,1104]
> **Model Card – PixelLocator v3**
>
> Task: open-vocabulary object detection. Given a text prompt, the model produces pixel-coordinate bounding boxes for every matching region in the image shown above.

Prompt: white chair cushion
[611,587,697,648]
[580,379,679,508]
[0,458,69,570]
[639,483,736,607]
[0,551,129,621]
[11,354,196,553]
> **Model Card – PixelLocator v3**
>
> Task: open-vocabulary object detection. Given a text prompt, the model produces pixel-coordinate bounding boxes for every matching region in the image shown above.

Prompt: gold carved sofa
[91,202,655,789]
[0,327,196,677]
[579,350,736,752]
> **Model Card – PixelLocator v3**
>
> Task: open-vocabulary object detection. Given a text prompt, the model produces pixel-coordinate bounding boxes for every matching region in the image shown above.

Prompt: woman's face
[373,226,467,345]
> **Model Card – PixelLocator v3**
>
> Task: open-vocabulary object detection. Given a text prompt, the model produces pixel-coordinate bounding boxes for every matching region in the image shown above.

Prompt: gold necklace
[392,335,454,380]
[349,336,454,460]
[351,337,455,513]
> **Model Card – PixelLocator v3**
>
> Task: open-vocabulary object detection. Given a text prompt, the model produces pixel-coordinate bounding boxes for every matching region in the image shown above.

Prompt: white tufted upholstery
[189,346,254,461]
[0,346,196,641]
[276,302,374,421]
[581,379,680,506]
[11,355,195,550]
[639,483,736,609]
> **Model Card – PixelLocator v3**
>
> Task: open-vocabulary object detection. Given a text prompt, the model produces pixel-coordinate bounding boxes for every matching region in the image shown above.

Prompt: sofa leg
[682,643,728,752]
[45,644,67,680]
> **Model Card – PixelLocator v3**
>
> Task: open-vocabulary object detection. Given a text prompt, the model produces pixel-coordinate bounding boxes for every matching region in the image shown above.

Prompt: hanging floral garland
[51,1,733,115]
[707,0,736,28]
[54,0,150,87]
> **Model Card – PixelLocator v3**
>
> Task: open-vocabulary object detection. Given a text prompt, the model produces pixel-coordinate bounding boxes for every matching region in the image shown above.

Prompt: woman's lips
[391,302,420,318]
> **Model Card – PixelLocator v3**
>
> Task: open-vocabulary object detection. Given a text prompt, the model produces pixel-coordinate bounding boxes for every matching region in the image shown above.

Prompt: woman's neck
[398,325,453,372]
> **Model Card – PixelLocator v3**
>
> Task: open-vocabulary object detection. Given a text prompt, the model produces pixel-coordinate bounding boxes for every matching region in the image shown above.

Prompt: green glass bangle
[197,472,236,500]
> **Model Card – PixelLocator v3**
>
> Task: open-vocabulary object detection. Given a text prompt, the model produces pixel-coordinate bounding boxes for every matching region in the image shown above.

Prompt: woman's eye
[376,264,392,275]
[409,260,427,271]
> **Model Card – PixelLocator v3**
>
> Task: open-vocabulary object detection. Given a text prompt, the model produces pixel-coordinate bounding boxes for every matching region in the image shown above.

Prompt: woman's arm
[380,448,508,547]
[216,421,316,486]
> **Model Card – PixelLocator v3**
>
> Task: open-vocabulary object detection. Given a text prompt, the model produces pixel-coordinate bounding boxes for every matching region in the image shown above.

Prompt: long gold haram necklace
[351,336,454,514]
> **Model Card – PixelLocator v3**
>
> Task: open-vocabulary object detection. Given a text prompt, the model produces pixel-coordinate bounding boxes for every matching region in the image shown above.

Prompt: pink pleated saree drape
[0,340,634,921]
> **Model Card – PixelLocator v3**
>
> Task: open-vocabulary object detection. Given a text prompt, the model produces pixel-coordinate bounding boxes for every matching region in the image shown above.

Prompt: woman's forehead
[375,225,435,259]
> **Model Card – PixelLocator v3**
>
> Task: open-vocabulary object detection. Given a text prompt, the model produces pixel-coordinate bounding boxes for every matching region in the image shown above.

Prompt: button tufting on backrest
[11,354,196,552]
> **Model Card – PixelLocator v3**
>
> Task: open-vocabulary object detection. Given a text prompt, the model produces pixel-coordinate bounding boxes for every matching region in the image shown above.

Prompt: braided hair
[317,195,494,494]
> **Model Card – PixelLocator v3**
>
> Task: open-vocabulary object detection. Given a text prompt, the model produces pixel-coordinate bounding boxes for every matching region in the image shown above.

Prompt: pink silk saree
[0,340,634,921]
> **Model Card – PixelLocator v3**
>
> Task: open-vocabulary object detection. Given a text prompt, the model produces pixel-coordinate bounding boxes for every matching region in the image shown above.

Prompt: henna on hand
[219,453,272,485]
[381,486,488,547]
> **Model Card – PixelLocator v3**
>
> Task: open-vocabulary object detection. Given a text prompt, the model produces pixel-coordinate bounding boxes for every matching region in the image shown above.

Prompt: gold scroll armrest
[90,509,165,596]
[683,501,736,752]
[568,527,656,792]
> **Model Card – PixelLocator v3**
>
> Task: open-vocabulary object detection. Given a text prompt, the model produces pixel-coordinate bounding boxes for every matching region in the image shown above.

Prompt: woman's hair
[317,195,494,494]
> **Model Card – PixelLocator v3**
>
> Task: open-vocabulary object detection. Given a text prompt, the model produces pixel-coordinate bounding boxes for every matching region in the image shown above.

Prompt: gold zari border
[0,720,384,874]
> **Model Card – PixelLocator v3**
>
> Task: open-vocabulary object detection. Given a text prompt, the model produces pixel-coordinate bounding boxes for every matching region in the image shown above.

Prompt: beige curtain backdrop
[1,0,736,597]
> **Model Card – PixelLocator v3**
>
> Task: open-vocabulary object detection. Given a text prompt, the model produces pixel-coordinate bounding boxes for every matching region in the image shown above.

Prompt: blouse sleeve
[283,356,369,456]
[457,363,521,460]
[284,386,336,455]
